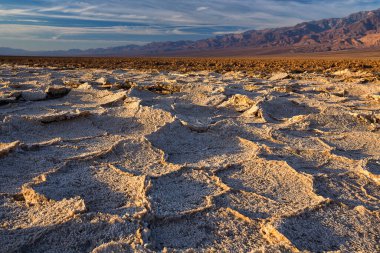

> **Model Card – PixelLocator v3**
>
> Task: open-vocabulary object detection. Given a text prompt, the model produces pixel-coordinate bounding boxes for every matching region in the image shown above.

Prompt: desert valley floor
[0,64,380,252]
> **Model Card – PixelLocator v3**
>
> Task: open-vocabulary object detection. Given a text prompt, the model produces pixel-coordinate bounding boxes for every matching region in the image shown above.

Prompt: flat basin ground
[0,58,379,252]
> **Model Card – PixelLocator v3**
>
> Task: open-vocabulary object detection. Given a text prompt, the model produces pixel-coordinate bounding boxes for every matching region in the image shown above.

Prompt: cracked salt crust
[0,65,379,252]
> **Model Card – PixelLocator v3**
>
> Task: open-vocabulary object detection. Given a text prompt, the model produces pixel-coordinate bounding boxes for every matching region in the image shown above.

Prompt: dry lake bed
[0,64,380,252]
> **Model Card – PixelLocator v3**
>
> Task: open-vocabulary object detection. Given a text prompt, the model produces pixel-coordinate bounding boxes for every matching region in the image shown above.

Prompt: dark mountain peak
[115,8,380,55]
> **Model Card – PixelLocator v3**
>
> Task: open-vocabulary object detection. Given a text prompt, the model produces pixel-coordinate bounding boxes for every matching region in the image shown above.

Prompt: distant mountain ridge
[2,8,380,56]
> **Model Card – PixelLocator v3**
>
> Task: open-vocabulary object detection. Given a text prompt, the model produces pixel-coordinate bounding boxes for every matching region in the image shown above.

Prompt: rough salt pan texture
[0,65,379,252]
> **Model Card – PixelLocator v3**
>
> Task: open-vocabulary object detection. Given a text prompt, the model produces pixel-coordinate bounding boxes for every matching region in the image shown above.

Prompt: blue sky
[0,0,379,51]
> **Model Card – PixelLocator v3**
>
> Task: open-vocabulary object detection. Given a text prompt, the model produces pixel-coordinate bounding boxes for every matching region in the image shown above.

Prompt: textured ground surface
[0,65,380,252]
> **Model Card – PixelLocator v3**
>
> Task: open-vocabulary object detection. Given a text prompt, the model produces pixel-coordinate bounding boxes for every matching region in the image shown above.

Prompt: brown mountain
[120,8,380,56]
[130,8,380,55]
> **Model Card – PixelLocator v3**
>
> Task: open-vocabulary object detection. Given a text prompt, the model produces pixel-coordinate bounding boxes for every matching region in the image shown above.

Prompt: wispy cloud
[196,7,209,11]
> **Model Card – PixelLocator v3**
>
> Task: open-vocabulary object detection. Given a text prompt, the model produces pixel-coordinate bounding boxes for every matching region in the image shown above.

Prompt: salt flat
[0,65,379,252]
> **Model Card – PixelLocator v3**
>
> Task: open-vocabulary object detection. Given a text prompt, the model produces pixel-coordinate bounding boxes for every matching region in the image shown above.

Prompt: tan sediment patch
[23,161,146,216]
[216,159,325,218]
[0,141,20,157]
[149,208,296,252]
[275,202,380,252]
[24,109,91,123]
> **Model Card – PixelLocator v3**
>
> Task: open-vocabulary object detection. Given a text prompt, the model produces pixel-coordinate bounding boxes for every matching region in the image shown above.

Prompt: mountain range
[2,8,380,57]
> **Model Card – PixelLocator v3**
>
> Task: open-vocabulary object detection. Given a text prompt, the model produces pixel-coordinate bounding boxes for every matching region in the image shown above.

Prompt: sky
[0,0,379,51]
